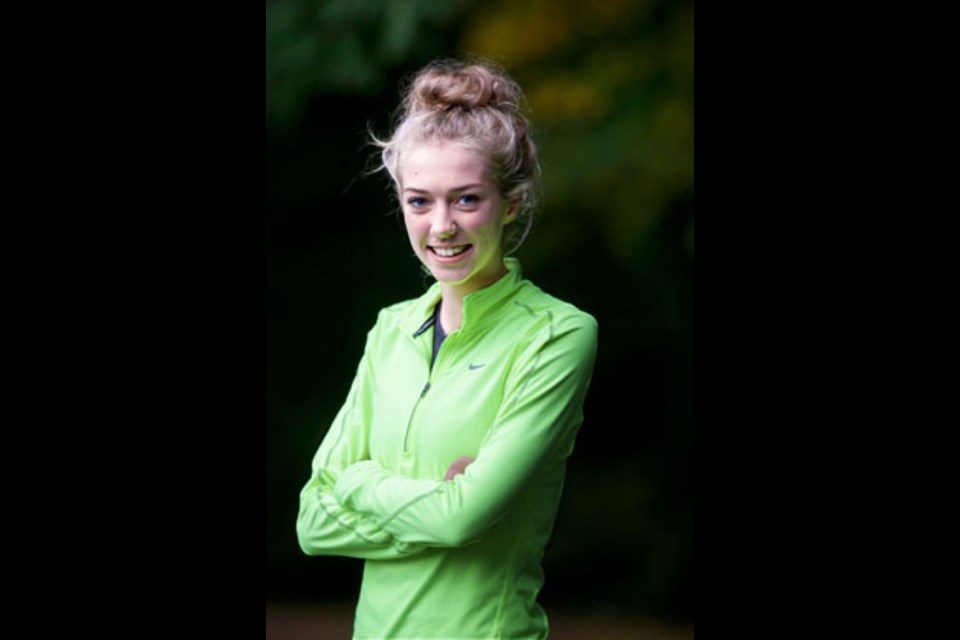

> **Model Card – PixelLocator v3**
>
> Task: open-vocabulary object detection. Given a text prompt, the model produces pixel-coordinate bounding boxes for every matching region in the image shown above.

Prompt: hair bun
[407,61,521,114]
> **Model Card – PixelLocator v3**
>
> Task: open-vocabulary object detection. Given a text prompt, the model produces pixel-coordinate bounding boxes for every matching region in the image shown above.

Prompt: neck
[438,260,509,332]
[437,293,462,334]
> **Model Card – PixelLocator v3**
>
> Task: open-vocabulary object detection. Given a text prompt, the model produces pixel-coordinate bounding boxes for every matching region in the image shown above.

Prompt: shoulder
[378,297,420,323]
[510,279,597,336]
[506,280,598,356]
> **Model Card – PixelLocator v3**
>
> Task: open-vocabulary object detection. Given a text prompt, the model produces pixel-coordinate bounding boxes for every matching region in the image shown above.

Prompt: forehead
[400,142,491,190]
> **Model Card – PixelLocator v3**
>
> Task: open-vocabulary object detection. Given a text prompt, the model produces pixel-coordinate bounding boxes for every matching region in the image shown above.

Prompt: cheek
[486,215,509,240]
[403,215,425,244]
[401,211,415,233]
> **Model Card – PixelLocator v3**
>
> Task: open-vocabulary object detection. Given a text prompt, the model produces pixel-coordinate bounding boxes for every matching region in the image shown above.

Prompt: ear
[502,201,519,225]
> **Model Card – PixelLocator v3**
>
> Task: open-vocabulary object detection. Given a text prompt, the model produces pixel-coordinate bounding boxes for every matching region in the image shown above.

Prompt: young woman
[297,59,598,639]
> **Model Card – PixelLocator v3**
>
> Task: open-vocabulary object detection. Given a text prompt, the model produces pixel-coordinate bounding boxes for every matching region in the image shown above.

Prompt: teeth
[434,246,467,257]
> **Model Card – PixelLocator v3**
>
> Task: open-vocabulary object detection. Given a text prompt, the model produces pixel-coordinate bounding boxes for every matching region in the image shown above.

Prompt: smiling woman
[295,59,598,640]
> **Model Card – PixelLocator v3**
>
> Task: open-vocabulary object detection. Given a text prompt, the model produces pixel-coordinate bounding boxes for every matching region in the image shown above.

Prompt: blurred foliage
[267,0,473,133]
[267,0,693,624]
[459,0,694,265]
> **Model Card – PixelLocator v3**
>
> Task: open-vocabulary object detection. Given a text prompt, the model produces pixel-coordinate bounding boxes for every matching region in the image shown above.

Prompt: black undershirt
[431,301,447,368]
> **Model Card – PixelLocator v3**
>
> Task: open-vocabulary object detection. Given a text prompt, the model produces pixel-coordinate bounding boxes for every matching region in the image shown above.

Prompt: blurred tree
[459,0,694,266]
[267,0,474,135]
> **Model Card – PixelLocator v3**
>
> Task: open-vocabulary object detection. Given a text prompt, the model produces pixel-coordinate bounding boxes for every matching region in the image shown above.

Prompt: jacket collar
[405,258,523,337]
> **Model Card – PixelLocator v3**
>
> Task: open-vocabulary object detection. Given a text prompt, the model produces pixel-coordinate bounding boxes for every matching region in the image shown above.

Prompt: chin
[421,254,471,281]
[431,266,472,284]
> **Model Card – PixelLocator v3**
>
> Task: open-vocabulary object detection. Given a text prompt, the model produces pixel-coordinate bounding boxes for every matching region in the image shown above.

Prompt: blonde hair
[375,59,541,254]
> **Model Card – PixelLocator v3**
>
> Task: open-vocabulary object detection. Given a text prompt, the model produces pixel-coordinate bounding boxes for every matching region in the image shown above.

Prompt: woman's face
[399,141,516,297]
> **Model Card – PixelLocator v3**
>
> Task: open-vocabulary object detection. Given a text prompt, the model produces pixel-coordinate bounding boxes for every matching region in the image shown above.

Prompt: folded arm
[334,316,598,548]
[296,341,426,560]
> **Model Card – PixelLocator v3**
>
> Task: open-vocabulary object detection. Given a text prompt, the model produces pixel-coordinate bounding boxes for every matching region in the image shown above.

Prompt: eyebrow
[403,184,485,194]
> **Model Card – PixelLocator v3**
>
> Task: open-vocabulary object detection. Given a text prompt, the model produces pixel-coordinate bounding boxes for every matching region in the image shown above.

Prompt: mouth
[429,244,471,259]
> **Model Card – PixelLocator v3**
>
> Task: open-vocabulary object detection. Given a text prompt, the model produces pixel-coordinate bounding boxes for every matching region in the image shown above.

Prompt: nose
[430,204,457,238]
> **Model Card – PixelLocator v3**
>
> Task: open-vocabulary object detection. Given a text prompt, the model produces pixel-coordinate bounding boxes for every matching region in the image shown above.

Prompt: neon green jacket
[297,259,598,639]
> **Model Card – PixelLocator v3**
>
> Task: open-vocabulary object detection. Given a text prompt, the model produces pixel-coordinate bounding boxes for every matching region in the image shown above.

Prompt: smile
[431,245,470,257]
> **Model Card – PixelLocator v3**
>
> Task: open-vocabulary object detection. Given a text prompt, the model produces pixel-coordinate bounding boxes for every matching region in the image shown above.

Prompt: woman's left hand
[443,456,475,481]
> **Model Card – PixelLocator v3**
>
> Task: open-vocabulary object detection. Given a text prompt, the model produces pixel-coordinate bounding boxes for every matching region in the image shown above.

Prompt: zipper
[402,380,430,453]
[401,327,457,453]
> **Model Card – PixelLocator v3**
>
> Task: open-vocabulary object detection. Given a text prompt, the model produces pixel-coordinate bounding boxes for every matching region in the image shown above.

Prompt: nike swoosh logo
[468,363,486,370]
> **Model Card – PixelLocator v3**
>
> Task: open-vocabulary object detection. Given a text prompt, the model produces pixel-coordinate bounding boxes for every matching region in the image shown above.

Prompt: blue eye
[407,197,428,208]
[458,194,479,206]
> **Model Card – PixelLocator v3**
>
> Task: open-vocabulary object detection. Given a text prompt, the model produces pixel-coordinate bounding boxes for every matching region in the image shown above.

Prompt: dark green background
[266,0,693,623]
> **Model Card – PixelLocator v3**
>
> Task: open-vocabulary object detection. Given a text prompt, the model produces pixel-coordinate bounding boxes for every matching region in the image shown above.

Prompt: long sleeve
[296,328,425,560]
[334,314,598,548]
